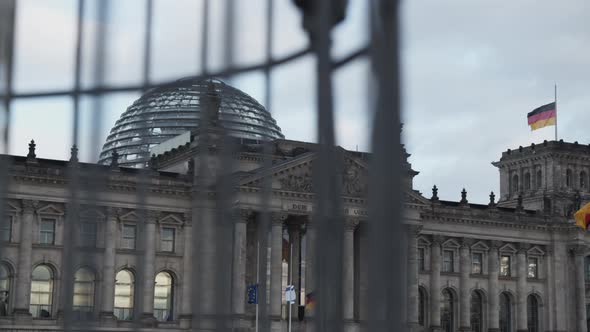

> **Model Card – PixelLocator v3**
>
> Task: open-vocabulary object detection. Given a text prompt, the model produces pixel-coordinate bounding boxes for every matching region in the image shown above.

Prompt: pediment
[417,236,431,247]
[37,204,64,216]
[5,201,20,213]
[527,246,545,256]
[471,241,489,251]
[79,208,106,221]
[159,214,183,225]
[499,243,517,253]
[119,211,140,222]
[442,239,460,248]
[404,190,430,206]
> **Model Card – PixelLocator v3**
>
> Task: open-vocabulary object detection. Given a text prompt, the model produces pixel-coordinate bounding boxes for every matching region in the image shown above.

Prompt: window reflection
[114,270,134,320]
[527,258,538,279]
[30,265,53,318]
[0,265,10,316]
[500,255,511,277]
[154,272,173,322]
[73,268,95,319]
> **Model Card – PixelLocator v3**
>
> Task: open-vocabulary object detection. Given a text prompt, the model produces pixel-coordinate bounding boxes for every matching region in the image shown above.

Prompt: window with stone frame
[471,252,483,274]
[581,171,588,190]
[524,172,531,190]
[157,214,184,253]
[536,169,542,189]
[79,222,97,247]
[527,257,538,279]
[586,256,590,282]
[500,255,511,277]
[418,247,425,271]
[1,216,12,242]
[39,218,56,245]
[160,227,175,253]
[442,250,454,273]
[121,224,137,249]
[566,168,573,187]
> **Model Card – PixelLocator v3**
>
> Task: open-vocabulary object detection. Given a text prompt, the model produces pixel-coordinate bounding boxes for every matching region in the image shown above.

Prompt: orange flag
[574,202,590,230]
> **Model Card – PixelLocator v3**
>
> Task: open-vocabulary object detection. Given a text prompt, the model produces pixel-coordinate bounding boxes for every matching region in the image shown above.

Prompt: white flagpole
[256,241,259,332]
[288,243,293,332]
[554,83,558,141]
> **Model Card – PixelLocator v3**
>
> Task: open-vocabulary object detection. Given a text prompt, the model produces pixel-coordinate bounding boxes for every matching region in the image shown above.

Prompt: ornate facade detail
[490,240,503,249]
[271,212,288,226]
[342,161,367,196]
[460,237,475,248]
[431,235,445,245]
[343,218,360,231]
[236,209,253,223]
[279,173,313,192]
[21,199,38,214]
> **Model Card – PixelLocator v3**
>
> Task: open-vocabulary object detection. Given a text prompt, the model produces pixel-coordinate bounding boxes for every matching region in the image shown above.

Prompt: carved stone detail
[271,212,288,226]
[21,200,38,214]
[489,240,503,249]
[344,218,360,231]
[279,173,313,192]
[431,235,445,245]
[461,237,475,248]
[236,209,253,223]
[342,160,367,196]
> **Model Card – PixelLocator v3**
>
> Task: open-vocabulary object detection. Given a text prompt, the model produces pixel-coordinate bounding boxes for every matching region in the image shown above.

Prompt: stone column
[141,211,158,323]
[305,216,316,319]
[516,245,528,332]
[430,236,443,331]
[342,218,358,323]
[179,214,192,327]
[574,246,588,332]
[13,200,36,317]
[406,225,421,329]
[553,242,568,331]
[287,223,301,303]
[488,242,501,332]
[459,238,473,332]
[270,213,287,320]
[232,210,250,317]
[100,208,118,323]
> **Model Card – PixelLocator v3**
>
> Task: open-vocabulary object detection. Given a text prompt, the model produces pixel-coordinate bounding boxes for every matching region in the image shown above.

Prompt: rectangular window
[442,250,454,272]
[1,216,12,242]
[40,219,55,245]
[161,227,175,252]
[472,253,483,274]
[500,255,511,277]
[121,225,136,249]
[79,223,97,247]
[418,248,425,271]
[528,257,538,278]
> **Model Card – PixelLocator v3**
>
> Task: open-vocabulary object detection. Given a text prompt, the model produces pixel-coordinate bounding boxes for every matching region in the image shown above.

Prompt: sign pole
[288,243,293,332]
[256,241,259,332]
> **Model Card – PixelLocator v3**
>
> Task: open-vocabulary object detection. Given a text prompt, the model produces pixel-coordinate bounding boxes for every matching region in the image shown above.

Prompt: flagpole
[554,83,558,141]
[256,241,259,332]
[288,243,293,332]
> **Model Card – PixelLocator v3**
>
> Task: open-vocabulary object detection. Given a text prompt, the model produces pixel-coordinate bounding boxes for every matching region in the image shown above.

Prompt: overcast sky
[5,0,590,204]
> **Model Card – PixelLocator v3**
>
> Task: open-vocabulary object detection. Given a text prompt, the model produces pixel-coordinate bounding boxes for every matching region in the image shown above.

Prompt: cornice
[420,212,573,232]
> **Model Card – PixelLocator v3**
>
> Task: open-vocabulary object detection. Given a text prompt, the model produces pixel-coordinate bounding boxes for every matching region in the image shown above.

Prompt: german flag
[527,102,556,131]
[574,202,590,230]
[305,292,316,310]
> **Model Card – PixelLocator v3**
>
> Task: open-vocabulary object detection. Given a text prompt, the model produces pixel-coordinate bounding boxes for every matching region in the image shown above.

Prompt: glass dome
[98,78,284,167]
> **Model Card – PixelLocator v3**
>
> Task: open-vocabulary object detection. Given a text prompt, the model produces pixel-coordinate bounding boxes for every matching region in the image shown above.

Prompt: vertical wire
[312,1,344,331]
[256,0,275,329]
[367,0,403,331]
[61,0,85,330]
[0,0,16,273]
[200,0,210,75]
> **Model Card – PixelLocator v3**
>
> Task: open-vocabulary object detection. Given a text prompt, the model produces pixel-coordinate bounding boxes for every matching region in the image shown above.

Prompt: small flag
[527,102,556,131]
[575,202,590,230]
[285,285,296,304]
[305,292,315,309]
[247,284,258,304]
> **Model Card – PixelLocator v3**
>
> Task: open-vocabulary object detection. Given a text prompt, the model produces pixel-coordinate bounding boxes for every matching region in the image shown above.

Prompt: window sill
[470,273,488,278]
[498,276,517,281]
[157,251,181,257]
[33,243,62,249]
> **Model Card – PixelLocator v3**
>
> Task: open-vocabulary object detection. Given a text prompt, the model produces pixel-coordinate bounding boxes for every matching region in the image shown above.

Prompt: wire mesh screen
[0,0,405,331]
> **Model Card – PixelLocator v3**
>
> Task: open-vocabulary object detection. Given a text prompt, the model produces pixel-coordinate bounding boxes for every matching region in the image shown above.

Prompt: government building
[0,78,589,332]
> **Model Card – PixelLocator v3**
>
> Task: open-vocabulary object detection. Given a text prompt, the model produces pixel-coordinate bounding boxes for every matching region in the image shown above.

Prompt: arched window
[30,265,53,318]
[0,264,10,316]
[524,173,531,190]
[441,289,454,332]
[499,292,512,332]
[536,170,542,189]
[581,171,587,189]
[418,286,427,327]
[527,295,539,332]
[73,268,95,318]
[512,175,519,193]
[566,169,573,187]
[470,290,484,332]
[586,256,590,282]
[154,271,173,322]
[114,270,134,321]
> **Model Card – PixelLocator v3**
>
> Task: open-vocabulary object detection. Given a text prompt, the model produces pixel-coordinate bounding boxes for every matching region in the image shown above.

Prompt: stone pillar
[232,210,250,317]
[553,242,568,331]
[179,214,192,328]
[459,239,473,332]
[516,245,528,332]
[13,200,36,317]
[430,236,443,331]
[270,213,286,320]
[574,246,588,332]
[342,218,358,323]
[488,242,501,332]
[100,208,118,322]
[305,216,316,319]
[194,205,217,330]
[406,225,421,329]
[141,211,158,323]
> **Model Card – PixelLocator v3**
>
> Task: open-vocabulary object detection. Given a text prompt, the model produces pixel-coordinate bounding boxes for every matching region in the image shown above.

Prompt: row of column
[229,211,359,323]
[406,236,552,332]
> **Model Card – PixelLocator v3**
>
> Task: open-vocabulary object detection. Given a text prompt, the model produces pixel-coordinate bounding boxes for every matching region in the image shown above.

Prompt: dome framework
[98,78,284,167]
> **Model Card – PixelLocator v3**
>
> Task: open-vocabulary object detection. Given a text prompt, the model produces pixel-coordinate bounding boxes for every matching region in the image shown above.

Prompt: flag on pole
[527,102,556,131]
[305,292,315,309]
[575,202,590,230]
[247,284,258,304]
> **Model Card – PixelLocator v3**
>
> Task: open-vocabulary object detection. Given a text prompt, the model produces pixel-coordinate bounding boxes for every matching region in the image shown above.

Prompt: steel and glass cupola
[98,78,284,167]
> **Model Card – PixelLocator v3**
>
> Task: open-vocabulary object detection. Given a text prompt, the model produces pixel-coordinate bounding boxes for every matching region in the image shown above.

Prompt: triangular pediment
[471,241,489,251]
[527,246,545,256]
[119,211,140,222]
[37,204,64,216]
[5,201,20,213]
[499,243,517,253]
[159,214,183,225]
[80,208,106,221]
[442,239,460,249]
[417,236,431,247]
